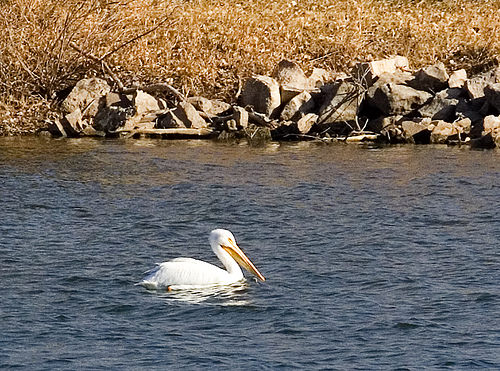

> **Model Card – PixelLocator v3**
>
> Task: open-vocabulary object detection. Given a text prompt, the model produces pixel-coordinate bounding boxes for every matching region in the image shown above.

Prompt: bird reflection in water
[156,281,253,306]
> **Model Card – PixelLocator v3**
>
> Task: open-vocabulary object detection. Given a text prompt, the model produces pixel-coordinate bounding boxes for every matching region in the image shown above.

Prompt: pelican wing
[139,258,233,289]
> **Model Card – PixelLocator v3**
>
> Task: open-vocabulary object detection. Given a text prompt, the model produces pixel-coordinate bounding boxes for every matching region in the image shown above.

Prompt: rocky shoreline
[44,57,500,149]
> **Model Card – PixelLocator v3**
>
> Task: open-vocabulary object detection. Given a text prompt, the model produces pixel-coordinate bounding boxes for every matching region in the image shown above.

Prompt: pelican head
[209,229,266,282]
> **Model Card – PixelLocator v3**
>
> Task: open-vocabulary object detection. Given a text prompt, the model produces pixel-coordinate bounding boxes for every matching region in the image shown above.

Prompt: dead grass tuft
[1,0,499,134]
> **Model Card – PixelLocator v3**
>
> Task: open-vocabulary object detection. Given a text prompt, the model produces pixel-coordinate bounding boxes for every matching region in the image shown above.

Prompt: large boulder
[170,101,207,129]
[239,75,281,117]
[61,77,111,116]
[367,83,432,116]
[351,56,409,86]
[271,113,317,139]
[280,91,315,121]
[410,62,449,92]
[317,81,363,124]
[484,83,500,113]
[187,96,232,117]
[401,119,432,144]
[429,120,462,144]
[483,115,500,138]
[418,88,462,121]
[448,69,467,88]
[134,90,160,115]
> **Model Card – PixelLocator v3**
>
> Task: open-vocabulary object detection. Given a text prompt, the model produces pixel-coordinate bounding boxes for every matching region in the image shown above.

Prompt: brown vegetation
[1,0,499,135]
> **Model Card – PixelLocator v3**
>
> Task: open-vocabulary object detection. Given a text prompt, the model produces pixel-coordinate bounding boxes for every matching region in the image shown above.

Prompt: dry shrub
[1,0,499,134]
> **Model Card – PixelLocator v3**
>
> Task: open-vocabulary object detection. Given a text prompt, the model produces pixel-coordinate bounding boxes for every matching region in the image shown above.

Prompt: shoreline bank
[32,57,500,149]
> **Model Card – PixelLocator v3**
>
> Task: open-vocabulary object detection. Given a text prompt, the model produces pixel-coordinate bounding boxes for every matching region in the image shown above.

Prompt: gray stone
[367,83,432,116]
[156,110,186,129]
[61,77,111,116]
[272,113,316,139]
[464,73,495,99]
[318,81,363,124]
[171,101,208,129]
[401,119,432,144]
[308,68,334,88]
[455,99,485,123]
[366,115,403,133]
[187,96,232,117]
[418,89,461,121]
[296,113,317,134]
[239,75,281,117]
[484,83,500,112]
[244,124,272,144]
[93,105,135,132]
[455,118,472,136]
[470,133,496,149]
[272,60,310,90]
[429,120,461,144]
[232,106,249,129]
[410,62,449,92]
[61,108,85,136]
[448,69,467,88]
[352,56,409,86]
[280,91,315,121]
[483,115,500,137]
[134,90,159,115]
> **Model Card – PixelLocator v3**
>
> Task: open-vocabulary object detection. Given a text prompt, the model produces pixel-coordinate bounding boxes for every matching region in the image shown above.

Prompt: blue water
[0,137,499,370]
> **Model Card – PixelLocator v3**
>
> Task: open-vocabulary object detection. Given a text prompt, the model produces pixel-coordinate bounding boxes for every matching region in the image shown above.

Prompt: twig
[98,11,179,62]
[69,41,124,90]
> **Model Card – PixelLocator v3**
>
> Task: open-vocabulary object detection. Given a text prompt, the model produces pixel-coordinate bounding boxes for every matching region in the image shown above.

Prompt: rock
[429,120,461,143]
[470,132,496,149]
[239,75,281,117]
[455,117,472,134]
[271,121,300,140]
[61,77,111,116]
[272,59,311,99]
[296,113,317,134]
[464,73,495,99]
[171,101,207,129]
[187,96,232,117]
[308,68,334,88]
[272,60,309,87]
[367,83,432,116]
[352,56,409,86]
[366,115,403,133]
[484,83,500,113]
[105,92,132,108]
[93,105,135,132]
[317,81,363,124]
[448,69,467,88]
[232,106,249,129]
[410,62,449,92]
[272,113,317,139]
[455,98,485,123]
[244,124,272,144]
[134,90,159,115]
[272,60,321,103]
[379,118,405,143]
[418,88,461,121]
[483,115,500,137]
[280,91,315,121]
[60,108,85,136]
[401,119,431,144]
[156,110,186,128]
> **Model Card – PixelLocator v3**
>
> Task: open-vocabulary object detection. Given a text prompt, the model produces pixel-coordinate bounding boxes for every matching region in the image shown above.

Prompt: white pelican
[139,229,265,290]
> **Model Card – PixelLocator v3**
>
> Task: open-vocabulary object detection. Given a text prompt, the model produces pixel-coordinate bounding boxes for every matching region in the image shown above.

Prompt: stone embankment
[46,57,500,148]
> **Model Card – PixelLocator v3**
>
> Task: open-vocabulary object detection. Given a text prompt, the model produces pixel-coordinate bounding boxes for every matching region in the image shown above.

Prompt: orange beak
[222,240,266,282]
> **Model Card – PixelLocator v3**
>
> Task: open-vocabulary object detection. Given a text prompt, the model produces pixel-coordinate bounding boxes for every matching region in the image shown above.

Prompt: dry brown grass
[1,0,499,134]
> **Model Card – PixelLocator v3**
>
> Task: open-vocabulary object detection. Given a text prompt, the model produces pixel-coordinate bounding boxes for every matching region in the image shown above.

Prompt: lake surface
[0,137,499,370]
